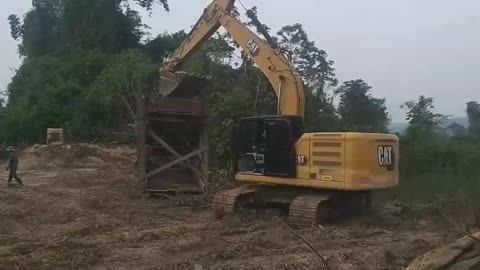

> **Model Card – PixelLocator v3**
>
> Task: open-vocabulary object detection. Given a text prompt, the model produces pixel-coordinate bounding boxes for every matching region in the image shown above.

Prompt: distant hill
[389,117,469,133]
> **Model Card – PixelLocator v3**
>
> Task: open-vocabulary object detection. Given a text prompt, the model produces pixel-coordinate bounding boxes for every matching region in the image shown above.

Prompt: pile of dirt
[21,143,135,169]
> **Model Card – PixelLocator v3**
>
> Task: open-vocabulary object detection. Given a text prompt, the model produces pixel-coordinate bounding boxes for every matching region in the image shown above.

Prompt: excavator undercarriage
[213,184,372,227]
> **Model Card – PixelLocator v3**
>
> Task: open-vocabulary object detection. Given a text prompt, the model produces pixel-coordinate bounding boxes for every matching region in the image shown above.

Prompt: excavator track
[213,187,368,227]
[212,185,258,218]
[288,194,332,227]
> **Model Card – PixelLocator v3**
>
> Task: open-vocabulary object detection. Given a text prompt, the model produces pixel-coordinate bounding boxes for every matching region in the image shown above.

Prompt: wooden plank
[149,117,208,124]
[148,130,203,178]
[140,147,209,181]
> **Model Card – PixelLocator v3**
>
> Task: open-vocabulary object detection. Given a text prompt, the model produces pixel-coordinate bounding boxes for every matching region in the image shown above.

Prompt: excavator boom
[160,0,305,118]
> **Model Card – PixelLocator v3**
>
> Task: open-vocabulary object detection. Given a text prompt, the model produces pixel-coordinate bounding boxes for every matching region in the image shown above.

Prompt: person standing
[5,146,23,187]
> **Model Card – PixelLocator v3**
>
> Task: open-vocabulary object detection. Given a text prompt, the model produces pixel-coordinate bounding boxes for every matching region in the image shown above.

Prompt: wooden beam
[148,130,202,177]
[200,88,209,192]
[112,132,136,137]
[140,147,209,181]
[200,124,209,192]
[149,117,208,124]
[136,97,147,182]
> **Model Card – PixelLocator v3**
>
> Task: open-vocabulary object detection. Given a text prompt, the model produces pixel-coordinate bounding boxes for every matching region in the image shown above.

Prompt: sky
[1,0,479,122]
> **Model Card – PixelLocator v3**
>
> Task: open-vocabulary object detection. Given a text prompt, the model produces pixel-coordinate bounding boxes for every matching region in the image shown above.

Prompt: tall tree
[276,23,339,131]
[60,0,148,53]
[3,0,169,143]
[277,24,337,93]
[402,95,445,137]
[8,0,61,57]
[94,49,156,128]
[9,0,170,57]
[467,101,480,136]
[336,79,390,132]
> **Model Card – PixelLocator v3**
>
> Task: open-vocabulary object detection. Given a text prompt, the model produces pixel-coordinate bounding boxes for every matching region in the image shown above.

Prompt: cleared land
[0,144,463,269]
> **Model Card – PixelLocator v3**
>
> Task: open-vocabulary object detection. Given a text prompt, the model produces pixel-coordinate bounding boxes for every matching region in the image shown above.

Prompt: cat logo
[378,145,393,167]
[296,155,306,165]
[246,39,260,56]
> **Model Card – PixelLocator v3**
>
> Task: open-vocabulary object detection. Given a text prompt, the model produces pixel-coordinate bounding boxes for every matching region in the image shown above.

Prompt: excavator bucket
[159,69,211,98]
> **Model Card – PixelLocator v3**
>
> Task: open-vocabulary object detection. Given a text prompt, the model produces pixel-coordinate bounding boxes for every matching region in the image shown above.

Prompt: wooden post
[200,87,209,193]
[200,124,209,193]
[136,96,147,191]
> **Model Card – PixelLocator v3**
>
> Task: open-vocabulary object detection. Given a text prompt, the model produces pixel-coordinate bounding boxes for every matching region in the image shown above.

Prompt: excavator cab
[236,115,303,178]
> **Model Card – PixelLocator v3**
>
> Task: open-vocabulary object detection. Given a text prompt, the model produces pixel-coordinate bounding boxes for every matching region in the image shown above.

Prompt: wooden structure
[47,128,64,145]
[135,82,209,194]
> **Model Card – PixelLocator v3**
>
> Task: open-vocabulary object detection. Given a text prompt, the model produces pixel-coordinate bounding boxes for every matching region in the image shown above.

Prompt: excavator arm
[160,0,305,118]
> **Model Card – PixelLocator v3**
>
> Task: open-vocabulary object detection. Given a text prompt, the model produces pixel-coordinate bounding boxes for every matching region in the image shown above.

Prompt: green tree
[277,24,337,92]
[467,101,480,136]
[93,49,156,128]
[8,0,170,57]
[9,0,61,57]
[402,95,445,137]
[135,0,169,12]
[276,23,339,131]
[3,0,170,143]
[336,79,390,132]
[60,0,146,54]
[4,50,110,142]
[143,31,188,63]
[7,14,23,40]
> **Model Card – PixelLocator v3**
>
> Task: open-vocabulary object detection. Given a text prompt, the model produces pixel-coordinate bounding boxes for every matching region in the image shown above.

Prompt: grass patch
[394,173,480,205]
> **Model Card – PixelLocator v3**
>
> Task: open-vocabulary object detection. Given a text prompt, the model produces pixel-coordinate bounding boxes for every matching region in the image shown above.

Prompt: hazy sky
[2,0,479,122]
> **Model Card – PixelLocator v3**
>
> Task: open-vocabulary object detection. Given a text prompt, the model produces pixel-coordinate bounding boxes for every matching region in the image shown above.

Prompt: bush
[397,133,480,204]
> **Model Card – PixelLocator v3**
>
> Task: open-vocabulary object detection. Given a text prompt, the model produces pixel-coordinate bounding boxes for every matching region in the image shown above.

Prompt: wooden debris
[405,232,480,270]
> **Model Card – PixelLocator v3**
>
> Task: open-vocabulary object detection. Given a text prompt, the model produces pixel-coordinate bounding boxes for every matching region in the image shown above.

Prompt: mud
[0,144,459,269]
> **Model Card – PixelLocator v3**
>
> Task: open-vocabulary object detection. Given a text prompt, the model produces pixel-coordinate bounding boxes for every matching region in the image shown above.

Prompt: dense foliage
[2,0,479,197]
[398,96,480,202]
[1,1,386,160]
[336,79,389,132]
[467,101,480,136]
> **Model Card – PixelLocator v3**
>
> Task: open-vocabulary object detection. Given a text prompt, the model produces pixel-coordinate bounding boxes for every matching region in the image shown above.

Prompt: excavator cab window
[236,116,299,178]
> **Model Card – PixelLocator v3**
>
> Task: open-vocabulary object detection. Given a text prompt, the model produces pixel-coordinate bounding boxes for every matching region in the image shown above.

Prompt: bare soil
[0,144,462,269]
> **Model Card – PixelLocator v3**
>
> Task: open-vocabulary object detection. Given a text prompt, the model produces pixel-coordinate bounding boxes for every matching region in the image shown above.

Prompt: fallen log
[444,257,480,270]
[405,232,480,270]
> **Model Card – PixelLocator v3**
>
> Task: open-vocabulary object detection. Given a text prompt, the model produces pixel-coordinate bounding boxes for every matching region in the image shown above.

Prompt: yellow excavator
[160,0,399,226]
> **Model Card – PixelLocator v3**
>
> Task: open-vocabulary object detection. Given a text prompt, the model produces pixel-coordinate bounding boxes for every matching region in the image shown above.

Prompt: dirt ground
[0,144,462,270]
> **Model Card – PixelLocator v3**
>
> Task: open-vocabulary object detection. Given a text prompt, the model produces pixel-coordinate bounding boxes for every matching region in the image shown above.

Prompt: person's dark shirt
[7,153,18,171]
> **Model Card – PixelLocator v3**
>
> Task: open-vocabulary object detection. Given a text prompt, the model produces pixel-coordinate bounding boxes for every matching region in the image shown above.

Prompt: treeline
[1,0,479,197]
[398,97,480,202]
[0,0,390,173]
